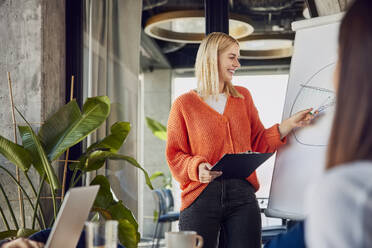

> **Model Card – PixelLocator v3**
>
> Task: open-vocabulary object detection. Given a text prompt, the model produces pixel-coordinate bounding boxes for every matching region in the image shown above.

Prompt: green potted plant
[145,117,174,226]
[0,96,152,248]
[145,117,172,189]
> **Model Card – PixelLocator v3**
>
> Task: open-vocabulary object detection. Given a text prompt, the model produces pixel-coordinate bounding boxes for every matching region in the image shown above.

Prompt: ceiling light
[239,33,294,59]
[303,7,311,19]
[144,10,254,43]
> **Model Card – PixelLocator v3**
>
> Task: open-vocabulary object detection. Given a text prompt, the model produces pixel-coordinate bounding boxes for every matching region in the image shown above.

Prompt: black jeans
[179,178,261,248]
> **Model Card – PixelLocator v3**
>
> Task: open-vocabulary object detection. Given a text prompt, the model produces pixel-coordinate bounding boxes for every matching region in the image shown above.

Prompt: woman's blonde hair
[195,32,243,99]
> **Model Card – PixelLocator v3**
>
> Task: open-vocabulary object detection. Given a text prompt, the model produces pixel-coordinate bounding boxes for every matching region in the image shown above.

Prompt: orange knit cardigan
[166,86,286,211]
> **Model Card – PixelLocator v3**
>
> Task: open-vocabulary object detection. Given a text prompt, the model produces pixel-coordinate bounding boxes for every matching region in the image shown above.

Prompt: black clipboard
[211,152,274,179]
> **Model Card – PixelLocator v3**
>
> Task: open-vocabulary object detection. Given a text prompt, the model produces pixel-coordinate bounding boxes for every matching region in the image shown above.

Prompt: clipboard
[211,152,274,179]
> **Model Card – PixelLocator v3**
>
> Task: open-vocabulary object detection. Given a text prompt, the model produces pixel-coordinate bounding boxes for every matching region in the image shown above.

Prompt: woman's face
[218,43,241,84]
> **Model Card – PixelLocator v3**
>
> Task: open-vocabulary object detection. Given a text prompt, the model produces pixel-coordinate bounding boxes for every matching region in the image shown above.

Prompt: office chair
[261,204,287,244]
[152,188,180,248]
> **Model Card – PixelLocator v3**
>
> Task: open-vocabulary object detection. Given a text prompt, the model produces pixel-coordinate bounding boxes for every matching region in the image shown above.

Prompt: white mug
[165,231,203,248]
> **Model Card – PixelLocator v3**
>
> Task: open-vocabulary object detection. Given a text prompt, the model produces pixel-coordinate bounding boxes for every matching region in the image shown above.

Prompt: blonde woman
[166,32,313,248]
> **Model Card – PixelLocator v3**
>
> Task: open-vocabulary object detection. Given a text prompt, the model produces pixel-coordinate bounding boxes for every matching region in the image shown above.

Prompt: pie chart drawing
[290,62,336,146]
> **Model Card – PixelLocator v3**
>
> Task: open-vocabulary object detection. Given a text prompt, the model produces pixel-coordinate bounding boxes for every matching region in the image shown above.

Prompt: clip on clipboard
[211,152,274,179]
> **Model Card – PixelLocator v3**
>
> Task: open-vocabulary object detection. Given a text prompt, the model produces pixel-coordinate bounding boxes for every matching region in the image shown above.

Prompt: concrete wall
[0,0,65,230]
[142,69,172,237]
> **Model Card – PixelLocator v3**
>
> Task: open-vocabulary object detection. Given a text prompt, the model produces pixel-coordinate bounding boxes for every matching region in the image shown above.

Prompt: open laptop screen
[45,185,99,248]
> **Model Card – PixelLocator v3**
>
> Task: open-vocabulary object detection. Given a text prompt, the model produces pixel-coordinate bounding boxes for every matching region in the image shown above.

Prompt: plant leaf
[0,230,17,240]
[153,210,159,222]
[87,121,131,153]
[90,212,100,222]
[91,175,114,209]
[117,219,139,248]
[90,176,140,247]
[108,154,153,190]
[107,202,138,231]
[70,121,131,171]
[82,150,111,172]
[19,126,60,190]
[39,96,110,161]
[75,152,153,190]
[0,135,32,171]
[150,171,165,181]
[17,228,38,238]
[145,117,167,141]
[38,101,80,159]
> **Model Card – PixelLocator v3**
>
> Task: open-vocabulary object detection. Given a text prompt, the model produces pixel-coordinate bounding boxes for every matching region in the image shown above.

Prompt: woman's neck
[219,81,225,93]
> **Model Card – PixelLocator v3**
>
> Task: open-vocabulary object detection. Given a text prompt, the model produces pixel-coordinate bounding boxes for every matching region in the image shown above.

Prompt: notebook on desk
[45,185,100,248]
[211,152,273,178]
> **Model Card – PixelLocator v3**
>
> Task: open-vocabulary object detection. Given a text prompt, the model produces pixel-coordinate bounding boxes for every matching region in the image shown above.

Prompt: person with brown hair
[166,32,314,248]
[305,0,372,247]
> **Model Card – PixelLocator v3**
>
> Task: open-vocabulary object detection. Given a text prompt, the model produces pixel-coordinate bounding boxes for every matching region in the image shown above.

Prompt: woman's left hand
[278,108,315,139]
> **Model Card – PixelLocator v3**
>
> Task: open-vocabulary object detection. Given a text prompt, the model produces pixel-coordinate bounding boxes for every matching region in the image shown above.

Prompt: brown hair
[326,0,372,169]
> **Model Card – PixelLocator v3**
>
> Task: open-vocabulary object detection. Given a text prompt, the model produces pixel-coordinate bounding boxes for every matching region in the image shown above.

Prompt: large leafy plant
[145,117,172,190]
[0,96,152,248]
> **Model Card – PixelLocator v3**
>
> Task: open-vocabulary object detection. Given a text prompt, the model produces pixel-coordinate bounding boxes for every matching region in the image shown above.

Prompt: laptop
[45,185,100,248]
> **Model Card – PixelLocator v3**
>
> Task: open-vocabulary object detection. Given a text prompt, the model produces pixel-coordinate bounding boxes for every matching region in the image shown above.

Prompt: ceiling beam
[205,0,229,35]
[305,0,319,17]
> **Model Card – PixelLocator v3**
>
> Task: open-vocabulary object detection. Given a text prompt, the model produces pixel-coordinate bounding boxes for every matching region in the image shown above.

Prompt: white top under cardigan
[305,160,372,248]
[203,93,227,114]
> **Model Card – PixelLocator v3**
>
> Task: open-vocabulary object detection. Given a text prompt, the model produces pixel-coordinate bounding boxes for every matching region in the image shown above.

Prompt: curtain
[83,0,142,216]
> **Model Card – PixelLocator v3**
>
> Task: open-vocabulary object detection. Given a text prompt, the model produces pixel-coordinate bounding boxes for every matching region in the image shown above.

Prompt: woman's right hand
[198,163,223,183]
[278,108,315,139]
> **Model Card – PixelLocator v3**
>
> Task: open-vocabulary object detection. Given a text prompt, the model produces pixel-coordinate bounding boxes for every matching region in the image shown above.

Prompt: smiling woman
[166,32,314,248]
[194,33,244,100]
[217,43,241,91]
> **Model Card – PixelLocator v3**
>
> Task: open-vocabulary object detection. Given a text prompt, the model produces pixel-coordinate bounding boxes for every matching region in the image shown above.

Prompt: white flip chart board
[266,13,344,220]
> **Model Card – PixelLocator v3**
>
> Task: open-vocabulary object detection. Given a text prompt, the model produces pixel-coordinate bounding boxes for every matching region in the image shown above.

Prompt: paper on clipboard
[211,152,274,179]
